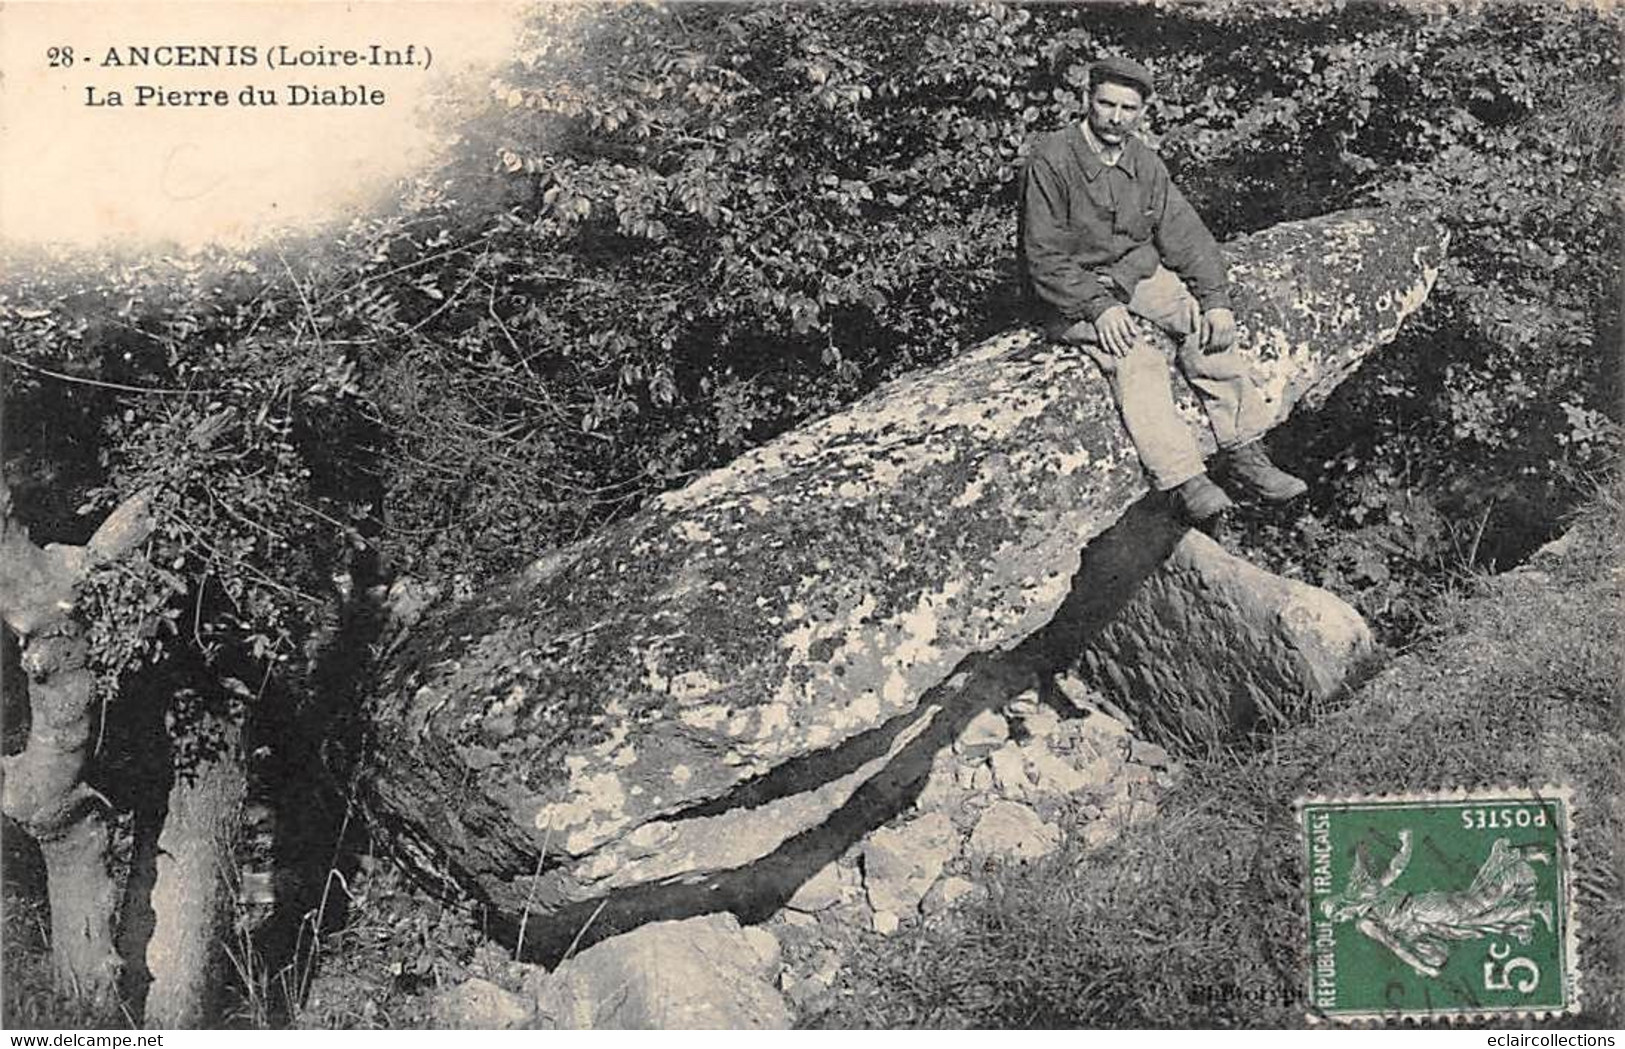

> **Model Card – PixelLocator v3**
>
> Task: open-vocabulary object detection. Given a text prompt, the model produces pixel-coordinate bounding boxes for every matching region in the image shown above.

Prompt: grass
[0,835,131,1029]
[2,863,72,1029]
[810,477,1623,1028]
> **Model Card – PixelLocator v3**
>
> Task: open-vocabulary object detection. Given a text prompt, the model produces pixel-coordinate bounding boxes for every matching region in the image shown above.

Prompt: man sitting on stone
[1019,55,1306,523]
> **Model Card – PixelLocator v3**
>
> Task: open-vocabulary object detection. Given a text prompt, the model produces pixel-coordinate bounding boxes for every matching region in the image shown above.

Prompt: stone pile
[766,678,1175,1015]
[422,676,1179,1029]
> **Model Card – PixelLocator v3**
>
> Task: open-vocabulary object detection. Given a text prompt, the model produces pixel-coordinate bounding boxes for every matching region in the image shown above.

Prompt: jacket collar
[1072,123,1140,181]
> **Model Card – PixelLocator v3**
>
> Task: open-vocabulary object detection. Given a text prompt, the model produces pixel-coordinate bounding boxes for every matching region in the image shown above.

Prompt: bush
[383,0,1622,586]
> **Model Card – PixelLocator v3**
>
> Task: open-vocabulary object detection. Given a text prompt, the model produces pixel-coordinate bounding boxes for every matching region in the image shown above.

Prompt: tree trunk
[0,484,153,1011]
[39,812,122,1009]
[143,722,245,1029]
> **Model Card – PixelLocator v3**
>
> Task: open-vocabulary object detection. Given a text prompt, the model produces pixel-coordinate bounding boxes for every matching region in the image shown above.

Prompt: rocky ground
[9,492,1614,1030]
[765,681,1178,1020]
[273,481,1622,1030]
[288,674,1179,1029]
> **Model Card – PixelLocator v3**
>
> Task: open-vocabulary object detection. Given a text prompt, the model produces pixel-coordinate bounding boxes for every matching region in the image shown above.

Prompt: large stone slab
[1076,530,1375,749]
[367,208,1446,940]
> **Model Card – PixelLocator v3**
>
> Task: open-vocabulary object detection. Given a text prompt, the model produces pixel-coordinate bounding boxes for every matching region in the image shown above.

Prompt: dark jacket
[1018,125,1230,332]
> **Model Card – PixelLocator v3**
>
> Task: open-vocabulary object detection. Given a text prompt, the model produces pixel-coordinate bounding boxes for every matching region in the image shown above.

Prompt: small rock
[955,709,1010,752]
[1075,754,1122,790]
[1533,529,1577,562]
[970,764,993,791]
[915,755,962,810]
[1015,706,1063,741]
[781,909,817,929]
[1030,794,1065,825]
[1047,719,1083,747]
[1052,673,1101,708]
[873,909,900,935]
[431,977,535,1029]
[533,913,791,1029]
[781,949,841,1013]
[1129,739,1172,769]
[741,926,782,976]
[780,972,832,1013]
[951,796,990,833]
[967,801,1060,862]
[787,861,844,913]
[1079,711,1132,753]
[1117,764,1155,785]
[1082,820,1119,849]
[863,812,959,915]
[808,948,841,986]
[1023,745,1093,795]
[921,876,982,916]
[988,743,1033,799]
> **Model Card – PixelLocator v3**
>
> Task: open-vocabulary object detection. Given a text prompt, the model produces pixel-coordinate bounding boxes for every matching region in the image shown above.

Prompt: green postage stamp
[1299,788,1578,1022]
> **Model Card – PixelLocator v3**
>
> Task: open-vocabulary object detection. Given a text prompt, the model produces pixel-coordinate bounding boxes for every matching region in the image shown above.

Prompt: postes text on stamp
[1299,788,1576,1022]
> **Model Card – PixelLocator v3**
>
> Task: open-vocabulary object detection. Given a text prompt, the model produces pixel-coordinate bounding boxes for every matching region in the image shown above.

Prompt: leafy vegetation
[2,0,1619,1026]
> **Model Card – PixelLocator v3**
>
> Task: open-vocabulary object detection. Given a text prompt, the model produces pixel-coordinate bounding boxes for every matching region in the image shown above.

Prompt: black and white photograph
[1,0,1620,1033]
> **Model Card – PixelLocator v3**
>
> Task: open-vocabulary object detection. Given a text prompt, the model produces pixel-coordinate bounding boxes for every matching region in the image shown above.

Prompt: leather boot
[1171,473,1235,523]
[1224,440,1307,503]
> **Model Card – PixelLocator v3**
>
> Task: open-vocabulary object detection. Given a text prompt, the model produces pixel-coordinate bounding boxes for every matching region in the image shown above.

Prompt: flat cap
[1089,55,1156,99]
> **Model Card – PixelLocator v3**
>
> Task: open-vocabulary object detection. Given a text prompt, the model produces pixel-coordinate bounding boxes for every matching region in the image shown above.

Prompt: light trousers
[1058,267,1271,491]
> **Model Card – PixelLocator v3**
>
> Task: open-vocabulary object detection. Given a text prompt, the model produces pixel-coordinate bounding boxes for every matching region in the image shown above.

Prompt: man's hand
[1094,305,1138,357]
[1199,307,1237,351]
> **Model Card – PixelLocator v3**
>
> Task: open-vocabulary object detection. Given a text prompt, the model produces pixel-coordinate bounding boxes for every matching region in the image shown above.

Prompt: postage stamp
[1299,787,1578,1023]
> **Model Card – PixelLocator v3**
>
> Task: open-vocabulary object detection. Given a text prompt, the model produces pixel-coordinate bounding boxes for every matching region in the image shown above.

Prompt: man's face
[1087,80,1144,147]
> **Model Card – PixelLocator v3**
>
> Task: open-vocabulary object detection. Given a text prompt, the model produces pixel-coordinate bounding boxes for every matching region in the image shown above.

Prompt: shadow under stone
[500,491,1197,964]
[503,649,1034,966]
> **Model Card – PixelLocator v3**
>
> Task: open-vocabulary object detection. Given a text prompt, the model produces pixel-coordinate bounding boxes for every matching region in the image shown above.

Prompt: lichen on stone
[369,207,1449,918]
